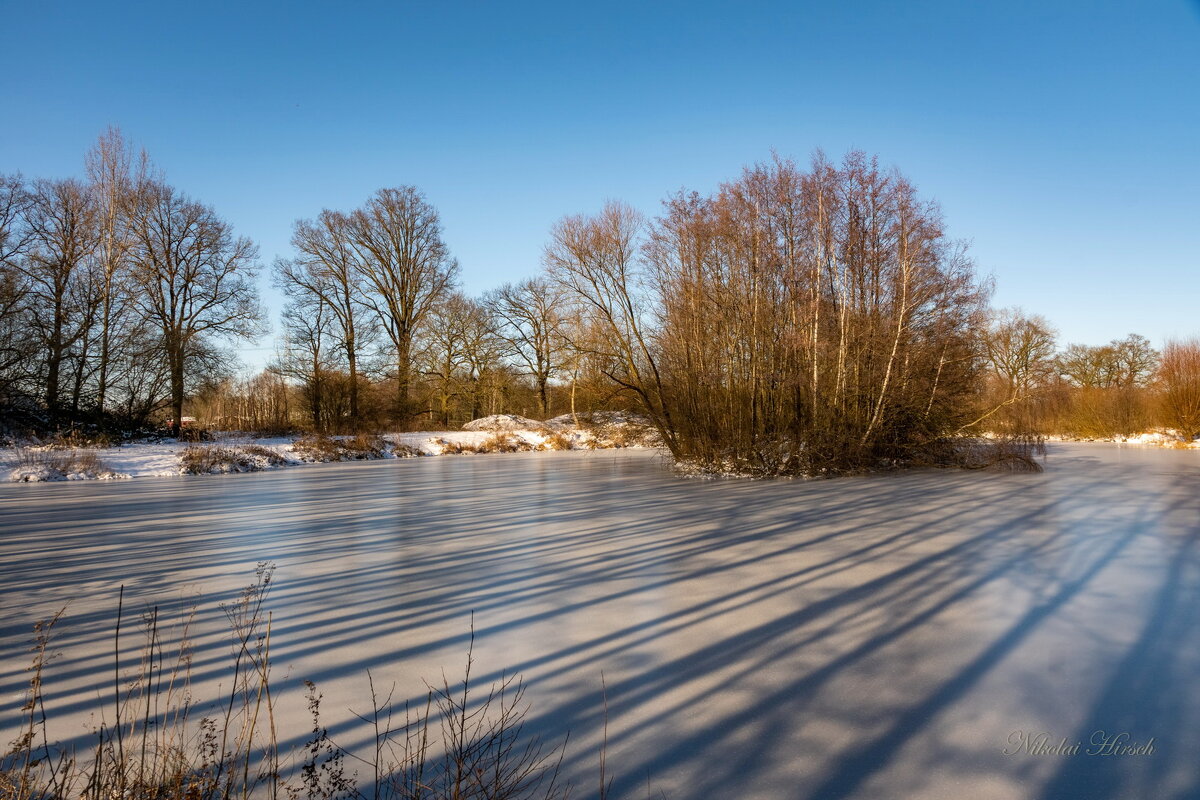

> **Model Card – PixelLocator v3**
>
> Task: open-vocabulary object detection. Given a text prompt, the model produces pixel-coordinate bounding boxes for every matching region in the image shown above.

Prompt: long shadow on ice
[3,445,1200,799]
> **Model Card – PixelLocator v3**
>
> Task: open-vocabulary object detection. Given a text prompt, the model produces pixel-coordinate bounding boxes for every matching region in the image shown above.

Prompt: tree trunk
[396,336,411,422]
[538,377,549,419]
[170,348,185,437]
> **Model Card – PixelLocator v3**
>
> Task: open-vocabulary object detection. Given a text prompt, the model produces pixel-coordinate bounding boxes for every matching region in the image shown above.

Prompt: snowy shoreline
[2,413,658,482]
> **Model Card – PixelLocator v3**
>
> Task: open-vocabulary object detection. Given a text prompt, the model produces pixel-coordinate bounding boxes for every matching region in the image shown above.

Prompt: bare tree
[344,187,458,422]
[19,178,101,416]
[275,209,372,421]
[127,181,264,434]
[0,175,33,400]
[548,154,992,475]
[982,308,1058,399]
[1057,342,1114,388]
[545,201,678,449]
[84,126,153,412]
[275,296,339,430]
[485,277,568,418]
[419,291,477,426]
[459,298,507,420]
[1111,333,1158,388]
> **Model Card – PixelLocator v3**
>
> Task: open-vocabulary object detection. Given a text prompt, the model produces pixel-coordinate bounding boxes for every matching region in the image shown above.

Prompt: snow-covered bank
[2,417,658,482]
[1047,429,1200,449]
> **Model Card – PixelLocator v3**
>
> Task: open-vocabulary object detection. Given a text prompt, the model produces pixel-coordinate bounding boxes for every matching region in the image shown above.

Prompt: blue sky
[2,1,1198,367]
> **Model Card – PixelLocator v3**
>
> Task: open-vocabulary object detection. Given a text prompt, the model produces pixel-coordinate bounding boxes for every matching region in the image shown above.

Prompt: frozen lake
[2,444,1198,799]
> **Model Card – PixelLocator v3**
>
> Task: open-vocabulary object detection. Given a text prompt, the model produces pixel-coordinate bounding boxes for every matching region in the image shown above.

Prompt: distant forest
[2,130,1198,474]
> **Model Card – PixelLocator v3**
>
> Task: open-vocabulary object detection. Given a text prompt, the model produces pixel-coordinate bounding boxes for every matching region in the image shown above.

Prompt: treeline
[268,188,619,432]
[0,131,623,437]
[979,312,1200,441]
[0,129,262,435]
[3,133,1198,472]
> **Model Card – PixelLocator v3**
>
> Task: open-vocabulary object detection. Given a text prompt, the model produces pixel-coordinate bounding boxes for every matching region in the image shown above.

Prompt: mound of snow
[462,414,547,432]
[546,410,653,428]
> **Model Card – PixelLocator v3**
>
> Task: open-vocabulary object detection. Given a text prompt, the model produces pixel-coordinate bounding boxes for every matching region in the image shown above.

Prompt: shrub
[179,445,286,474]
[391,442,421,458]
[540,432,575,451]
[175,426,213,443]
[292,434,343,461]
[293,434,389,462]
[429,437,472,455]
[43,428,115,449]
[343,434,387,459]
[239,444,288,466]
[8,448,128,482]
[476,433,534,453]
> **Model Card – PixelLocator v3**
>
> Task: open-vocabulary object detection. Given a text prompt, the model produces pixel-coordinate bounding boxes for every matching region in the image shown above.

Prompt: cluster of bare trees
[0,129,263,435]
[9,135,1200,457]
[543,154,990,473]
[272,192,617,432]
[978,312,1200,441]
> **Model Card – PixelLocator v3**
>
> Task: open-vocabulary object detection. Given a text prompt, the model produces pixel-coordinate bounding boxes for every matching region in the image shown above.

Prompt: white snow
[460,414,548,431]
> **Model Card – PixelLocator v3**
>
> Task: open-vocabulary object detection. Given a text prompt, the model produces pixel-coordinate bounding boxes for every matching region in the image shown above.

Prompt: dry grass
[539,433,574,451]
[179,445,287,474]
[429,437,472,455]
[391,442,421,458]
[474,433,535,454]
[239,444,289,466]
[292,434,388,462]
[8,448,126,481]
[344,434,387,459]
[43,429,115,449]
[1,565,590,800]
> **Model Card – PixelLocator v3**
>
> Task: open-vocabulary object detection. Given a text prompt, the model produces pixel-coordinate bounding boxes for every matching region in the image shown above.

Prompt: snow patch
[461,414,548,432]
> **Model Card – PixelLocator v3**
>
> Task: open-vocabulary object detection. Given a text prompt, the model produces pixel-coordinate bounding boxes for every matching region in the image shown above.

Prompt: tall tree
[20,178,100,415]
[419,292,477,426]
[275,296,338,431]
[344,187,458,422]
[275,209,370,420]
[982,308,1058,399]
[549,154,990,475]
[545,201,676,446]
[0,174,34,403]
[84,126,151,412]
[127,181,263,434]
[485,277,568,417]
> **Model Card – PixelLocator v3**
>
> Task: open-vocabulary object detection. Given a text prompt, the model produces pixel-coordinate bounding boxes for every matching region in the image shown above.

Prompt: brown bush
[475,433,533,453]
[292,434,342,461]
[540,432,574,451]
[391,442,421,458]
[293,434,388,462]
[342,434,387,459]
[179,445,282,474]
[239,444,288,466]
[44,429,115,449]
[1159,338,1200,440]
[430,437,472,454]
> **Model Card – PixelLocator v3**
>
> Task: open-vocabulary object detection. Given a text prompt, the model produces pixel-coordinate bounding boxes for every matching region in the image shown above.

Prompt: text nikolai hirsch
[1003,731,1155,757]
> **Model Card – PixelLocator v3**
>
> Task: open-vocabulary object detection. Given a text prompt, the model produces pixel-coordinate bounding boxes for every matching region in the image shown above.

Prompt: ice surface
[1,443,1198,799]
